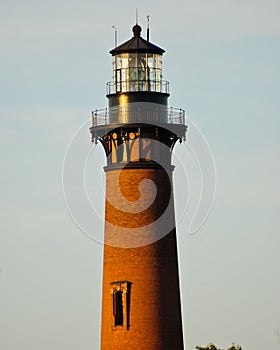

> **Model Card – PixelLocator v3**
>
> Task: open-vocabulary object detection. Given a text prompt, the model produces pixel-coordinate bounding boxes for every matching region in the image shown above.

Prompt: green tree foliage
[195,343,242,350]
[196,344,220,350]
[227,345,242,350]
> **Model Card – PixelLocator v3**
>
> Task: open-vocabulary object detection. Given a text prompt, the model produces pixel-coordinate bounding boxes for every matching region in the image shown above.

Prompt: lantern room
[107,24,169,95]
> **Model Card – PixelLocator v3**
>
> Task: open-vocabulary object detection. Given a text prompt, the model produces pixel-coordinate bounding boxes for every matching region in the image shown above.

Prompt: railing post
[179,108,182,124]
[95,109,98,126]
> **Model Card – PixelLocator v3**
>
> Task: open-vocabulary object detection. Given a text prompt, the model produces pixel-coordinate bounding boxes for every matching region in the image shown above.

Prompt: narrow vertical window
[110,281,132,330]
[114,291,123,325]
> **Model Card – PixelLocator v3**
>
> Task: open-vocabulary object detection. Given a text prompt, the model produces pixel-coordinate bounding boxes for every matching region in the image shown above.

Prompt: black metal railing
[91,106,185,126]
[107,80,169,94]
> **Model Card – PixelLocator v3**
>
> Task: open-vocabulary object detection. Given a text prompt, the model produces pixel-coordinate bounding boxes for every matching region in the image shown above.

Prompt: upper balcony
[107,78,169,95]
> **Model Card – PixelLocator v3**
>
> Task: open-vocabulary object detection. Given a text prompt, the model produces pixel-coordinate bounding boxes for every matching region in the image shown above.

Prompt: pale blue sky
[1,0,280,349]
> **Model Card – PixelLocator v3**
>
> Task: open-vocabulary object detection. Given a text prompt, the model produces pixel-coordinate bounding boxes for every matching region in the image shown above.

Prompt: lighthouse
[90,23,187,350]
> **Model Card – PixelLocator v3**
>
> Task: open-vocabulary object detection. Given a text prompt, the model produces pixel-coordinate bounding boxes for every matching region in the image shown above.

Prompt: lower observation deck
[91,105,185,126]
[90,105,187,145]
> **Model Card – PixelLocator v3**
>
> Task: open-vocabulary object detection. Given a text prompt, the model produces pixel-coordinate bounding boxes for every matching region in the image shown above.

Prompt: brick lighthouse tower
[90,23,187,350]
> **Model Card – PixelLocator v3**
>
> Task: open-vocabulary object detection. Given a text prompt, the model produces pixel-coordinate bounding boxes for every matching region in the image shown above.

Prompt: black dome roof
[110,24,165,55]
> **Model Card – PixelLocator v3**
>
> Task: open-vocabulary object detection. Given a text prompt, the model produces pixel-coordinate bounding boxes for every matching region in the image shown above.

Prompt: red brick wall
[100,168,184,350]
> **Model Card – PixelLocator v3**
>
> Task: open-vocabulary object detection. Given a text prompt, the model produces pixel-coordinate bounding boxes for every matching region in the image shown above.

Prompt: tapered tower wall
[101,167,184,350]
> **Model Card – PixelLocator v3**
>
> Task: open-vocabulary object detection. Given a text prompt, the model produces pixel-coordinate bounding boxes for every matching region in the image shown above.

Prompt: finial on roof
[133,24,142,37]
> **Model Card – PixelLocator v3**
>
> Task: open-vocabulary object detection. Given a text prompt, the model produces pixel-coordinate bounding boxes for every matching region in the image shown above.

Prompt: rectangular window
[113,291,123,325]
[110,281,132,330]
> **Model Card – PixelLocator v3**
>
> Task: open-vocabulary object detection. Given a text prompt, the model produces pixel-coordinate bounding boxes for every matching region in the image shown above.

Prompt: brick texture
[101,167,184,350]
